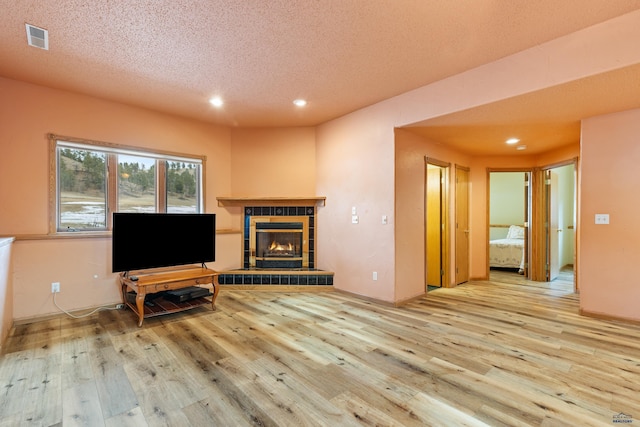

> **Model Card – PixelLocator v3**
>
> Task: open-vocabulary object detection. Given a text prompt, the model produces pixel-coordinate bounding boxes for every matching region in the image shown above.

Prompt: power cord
[53,292,124,319]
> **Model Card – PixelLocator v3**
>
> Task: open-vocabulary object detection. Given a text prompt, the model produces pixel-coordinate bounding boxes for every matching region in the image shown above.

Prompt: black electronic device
[163,286,212,303]
[112,213,216,273]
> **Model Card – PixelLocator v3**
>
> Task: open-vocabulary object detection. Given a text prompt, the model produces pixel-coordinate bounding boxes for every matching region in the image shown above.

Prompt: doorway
[542,163,576,287]
[425,158,449,290]
[488,170,531,279]
[488,163,576,290]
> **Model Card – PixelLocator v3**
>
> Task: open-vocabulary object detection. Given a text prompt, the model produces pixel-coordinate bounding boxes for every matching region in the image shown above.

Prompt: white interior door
[548,171,560,281]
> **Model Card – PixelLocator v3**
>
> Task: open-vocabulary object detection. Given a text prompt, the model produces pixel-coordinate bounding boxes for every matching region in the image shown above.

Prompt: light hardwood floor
[1,272,639,426]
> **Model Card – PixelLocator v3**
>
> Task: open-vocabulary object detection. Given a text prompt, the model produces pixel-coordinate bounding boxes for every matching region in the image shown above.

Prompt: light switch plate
[352,215,359,224]
[595,213,609,224]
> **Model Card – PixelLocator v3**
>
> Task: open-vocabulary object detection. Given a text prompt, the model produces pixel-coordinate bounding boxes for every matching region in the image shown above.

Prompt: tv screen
[112,213,215,272]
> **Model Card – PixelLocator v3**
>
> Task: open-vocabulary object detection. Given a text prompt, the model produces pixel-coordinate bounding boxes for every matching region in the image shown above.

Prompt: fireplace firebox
[248,214,310,269]
[255,222,303,268]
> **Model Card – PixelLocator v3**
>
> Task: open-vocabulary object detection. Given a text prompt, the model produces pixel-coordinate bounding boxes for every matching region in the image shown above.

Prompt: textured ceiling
[1,1,640,154]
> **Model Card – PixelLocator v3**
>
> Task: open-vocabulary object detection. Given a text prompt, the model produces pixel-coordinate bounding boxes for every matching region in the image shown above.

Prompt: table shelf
[120,267,219,326]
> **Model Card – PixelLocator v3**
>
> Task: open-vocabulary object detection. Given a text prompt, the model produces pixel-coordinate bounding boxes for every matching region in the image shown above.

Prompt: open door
[425,158,449,289]
[537,162,576,286]
[426,164,443,287]
[546,170,560,281]
[455,166,469,284]
[522,173,530,277]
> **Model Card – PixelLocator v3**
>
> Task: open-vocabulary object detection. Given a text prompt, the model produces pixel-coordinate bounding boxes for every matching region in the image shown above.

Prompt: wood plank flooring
[2,271,639,426]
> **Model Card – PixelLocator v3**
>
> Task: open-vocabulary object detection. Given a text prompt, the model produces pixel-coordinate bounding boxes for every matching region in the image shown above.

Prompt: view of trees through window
[118,155,156,214]
[117,157,199,213]
[166,161,198,213]
[59,148,107,230]
[56,143,202,231]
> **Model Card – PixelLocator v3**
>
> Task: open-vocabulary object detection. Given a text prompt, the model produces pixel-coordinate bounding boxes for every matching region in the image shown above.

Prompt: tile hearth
[217,202,334,287]
[218,268,333,286]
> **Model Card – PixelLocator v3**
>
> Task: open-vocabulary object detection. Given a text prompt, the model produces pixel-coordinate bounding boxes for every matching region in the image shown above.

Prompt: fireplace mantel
[216,196,326,207]
[215,196,334,288]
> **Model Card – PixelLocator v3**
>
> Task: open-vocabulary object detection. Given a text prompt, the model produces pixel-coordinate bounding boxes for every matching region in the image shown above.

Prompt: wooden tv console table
[119,267,219,327]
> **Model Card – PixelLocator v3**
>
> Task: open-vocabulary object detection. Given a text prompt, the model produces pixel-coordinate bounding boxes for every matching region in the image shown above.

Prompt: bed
[489,225,525,273]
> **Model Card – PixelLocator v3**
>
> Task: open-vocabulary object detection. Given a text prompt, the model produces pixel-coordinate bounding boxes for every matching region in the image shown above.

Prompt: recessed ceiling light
[293,99,307,107]
[209,97,223,107]
[506,138,520,145]
[516,145,527,151]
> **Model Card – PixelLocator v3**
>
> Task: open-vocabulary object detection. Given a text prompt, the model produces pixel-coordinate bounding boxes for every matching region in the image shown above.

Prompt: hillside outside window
[49,134,205,233]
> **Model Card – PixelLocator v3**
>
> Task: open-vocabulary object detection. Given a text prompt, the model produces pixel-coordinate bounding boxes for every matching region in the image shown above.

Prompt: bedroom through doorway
[488,166,576,288]
[488,170,531,280]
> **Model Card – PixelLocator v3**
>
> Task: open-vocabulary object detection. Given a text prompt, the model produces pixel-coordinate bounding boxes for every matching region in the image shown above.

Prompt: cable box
[163,286,211,303]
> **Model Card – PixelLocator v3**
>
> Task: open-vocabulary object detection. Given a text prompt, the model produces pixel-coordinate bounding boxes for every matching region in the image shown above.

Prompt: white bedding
[489,238,524,269]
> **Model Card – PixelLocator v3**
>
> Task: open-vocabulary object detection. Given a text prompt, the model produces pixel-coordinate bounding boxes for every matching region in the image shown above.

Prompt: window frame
[49,134,206,234]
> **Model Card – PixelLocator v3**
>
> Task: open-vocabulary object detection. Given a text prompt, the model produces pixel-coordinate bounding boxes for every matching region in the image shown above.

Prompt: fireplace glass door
[255,222,303,268]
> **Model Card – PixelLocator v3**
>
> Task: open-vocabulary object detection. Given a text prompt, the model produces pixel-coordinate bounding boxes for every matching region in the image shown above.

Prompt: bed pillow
[506,225,525,239]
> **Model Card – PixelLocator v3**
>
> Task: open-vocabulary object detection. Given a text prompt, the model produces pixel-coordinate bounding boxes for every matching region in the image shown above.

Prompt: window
[58,146,108,230]
[166,160,200,213]
[117,154,156,214]
[50,135,205,233]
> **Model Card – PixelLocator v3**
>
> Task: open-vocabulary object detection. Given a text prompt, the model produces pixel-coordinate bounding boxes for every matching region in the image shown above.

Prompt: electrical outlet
[116,304,124,309]
[51,282,60,293]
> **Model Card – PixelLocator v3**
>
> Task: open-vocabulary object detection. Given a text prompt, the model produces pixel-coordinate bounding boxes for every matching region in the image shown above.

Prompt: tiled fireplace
[244,206,314,269]
[216,198,333,287]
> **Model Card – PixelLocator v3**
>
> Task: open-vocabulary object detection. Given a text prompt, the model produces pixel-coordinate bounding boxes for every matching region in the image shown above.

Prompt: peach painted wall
[230,127,316,197]
[536,144,580,167]
[468,158,526,280]
[0,238,13,348]
[394,129,471,301]
[316,105,397,302]
[580,108,640,321]
[395,133,579,295]
[468,146,578,277]
[0,77,238,320]
[176,127,316,270]
[0,77,233,233]
[316,11,640,304]
[223,127,318,256]
[2,9,639,321]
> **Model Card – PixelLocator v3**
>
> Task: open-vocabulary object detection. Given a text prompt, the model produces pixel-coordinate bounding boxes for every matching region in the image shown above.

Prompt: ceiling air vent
[25,23,49,50]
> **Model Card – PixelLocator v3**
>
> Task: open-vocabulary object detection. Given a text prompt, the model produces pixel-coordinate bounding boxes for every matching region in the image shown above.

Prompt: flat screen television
[112,213,215,273]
